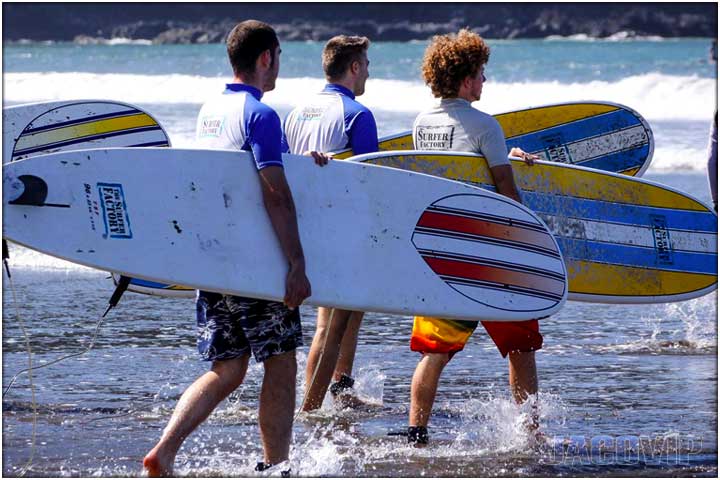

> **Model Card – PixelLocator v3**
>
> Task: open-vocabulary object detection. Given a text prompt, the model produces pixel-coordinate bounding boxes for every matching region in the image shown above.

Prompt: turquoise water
[5,39,716,171]
[2,38,718,477]
[4,39,716,82]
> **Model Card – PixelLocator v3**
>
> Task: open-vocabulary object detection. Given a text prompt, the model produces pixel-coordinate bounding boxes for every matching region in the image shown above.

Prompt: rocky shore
[3,3,717,43]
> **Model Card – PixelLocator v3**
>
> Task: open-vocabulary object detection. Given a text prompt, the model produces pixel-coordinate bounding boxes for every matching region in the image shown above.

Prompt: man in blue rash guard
[143,20,327,477]
[283,35,379,411]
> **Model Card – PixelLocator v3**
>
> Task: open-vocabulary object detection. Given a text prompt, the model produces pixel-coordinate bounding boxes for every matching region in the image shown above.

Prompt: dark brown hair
[322,35,370,81]
[226,20,279,76]
[421,29,490,98]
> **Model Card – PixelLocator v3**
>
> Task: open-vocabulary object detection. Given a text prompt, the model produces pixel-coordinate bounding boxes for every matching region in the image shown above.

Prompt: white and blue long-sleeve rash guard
[281,83,379,155]
[195,84,284,170]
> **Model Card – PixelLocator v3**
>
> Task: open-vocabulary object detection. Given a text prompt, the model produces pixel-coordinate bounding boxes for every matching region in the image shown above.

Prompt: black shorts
[196,291,303,363]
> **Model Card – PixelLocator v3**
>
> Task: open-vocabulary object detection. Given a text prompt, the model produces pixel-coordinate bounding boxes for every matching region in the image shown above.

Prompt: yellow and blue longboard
[3,100,192,297]
[353,150,716,303]
[4,100,171,162]
[335,101,654,177]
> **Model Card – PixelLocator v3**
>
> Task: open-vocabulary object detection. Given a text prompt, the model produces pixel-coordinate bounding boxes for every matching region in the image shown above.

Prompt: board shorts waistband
[410,316,542,359]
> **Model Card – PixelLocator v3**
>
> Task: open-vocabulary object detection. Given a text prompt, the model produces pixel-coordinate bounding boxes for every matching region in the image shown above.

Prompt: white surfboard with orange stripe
[3,147,568,321]
[412,197,567,312]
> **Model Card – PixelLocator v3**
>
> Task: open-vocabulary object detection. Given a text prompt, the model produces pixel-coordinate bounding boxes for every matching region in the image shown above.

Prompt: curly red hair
[421,29,490,98]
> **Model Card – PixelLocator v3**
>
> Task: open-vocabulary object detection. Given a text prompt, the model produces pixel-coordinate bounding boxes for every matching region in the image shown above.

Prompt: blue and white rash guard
[282,83,378,155]
[196,83,283,170]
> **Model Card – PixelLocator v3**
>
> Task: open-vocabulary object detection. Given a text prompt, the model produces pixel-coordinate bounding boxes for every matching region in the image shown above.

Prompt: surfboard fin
[7,175,70,208]
[8,175,49,206]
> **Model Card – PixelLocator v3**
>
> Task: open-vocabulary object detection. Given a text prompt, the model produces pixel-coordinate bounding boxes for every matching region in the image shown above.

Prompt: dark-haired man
[143,20,323,476]
[282,35,379,412]
[406,29,540,446]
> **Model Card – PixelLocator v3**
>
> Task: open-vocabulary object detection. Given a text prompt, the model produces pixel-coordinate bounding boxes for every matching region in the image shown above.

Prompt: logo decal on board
[650,214,673,265]
[540,133,573,164]
[98,183,132,239]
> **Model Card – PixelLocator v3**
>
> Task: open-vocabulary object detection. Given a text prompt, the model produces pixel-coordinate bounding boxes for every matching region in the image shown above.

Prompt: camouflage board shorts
[196,291,303,363]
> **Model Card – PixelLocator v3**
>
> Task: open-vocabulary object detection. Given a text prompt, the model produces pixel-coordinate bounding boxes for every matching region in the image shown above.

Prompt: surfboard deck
[334,101,654,177]
[3,100,193,296]
[3,148,568,321]
[3,100,171,162]
[351,150,717,303]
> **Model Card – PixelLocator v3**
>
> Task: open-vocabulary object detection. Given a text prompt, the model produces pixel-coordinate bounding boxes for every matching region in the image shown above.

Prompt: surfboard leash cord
[2,266,131,476]
[3,275,132,398]
[3,240,37,476]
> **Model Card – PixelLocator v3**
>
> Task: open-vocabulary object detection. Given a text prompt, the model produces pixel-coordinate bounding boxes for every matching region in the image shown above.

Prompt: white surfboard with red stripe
[413,196,566,313]
[3,147,568,321]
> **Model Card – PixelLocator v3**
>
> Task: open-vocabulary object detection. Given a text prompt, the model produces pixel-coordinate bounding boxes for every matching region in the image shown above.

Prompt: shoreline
[3,3,716,45]
[5,34,714,47]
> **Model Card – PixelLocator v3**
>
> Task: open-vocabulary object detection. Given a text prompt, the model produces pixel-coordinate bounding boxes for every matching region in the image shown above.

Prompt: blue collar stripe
[323,83,355,100]
[224,83,263,100]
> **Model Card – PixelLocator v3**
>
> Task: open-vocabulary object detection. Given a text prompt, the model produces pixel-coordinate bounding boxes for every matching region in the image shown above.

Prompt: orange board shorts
[410,316,542,359]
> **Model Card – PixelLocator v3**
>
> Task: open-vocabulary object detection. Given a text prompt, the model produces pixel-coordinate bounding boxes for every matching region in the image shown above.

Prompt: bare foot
[143,444,174,478]
[332,390,379,410]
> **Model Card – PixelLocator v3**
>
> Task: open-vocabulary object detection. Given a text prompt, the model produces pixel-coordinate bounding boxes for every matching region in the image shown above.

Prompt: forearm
[258,168,306,267]
[262,190,306,268]
[491,165,522,204]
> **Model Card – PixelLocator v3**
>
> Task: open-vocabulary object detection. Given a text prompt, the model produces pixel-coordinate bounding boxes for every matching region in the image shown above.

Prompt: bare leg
[508,351,538,403]
[409,353,450,427]
[302,307,353,411]
[508,351,539,433]
[143,356,249,477]
[303,306,330,409]
[707,113,717,210]
[259,350,297,465]
[333,311,364,380]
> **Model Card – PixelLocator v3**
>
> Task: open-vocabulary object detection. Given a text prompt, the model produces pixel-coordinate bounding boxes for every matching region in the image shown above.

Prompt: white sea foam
[5,243,101,272]
[103,37,153,46]
[4,71,716,122]
[650,144,710,172]
[592,292,718,355]
[545,33,666,42]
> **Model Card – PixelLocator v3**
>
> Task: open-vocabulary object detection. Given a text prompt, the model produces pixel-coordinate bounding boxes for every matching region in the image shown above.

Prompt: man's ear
[350,59,360,76]
[459,75,473,92]
[258,49,272,69]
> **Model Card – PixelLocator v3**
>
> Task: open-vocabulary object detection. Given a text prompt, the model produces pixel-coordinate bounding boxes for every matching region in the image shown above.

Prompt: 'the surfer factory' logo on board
[97,183,132,239]
[650,214,673,265]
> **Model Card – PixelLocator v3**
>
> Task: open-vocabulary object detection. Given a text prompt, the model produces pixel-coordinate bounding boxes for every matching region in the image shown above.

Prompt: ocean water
[2,38,718,477]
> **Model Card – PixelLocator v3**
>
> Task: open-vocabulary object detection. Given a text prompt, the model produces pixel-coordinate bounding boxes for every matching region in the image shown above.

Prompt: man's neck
[327,77,356,96]
[233,75,265,93]
[455,90,474,103]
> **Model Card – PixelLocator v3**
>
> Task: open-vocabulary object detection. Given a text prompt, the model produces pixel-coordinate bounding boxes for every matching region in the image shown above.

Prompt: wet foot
[332,390,374,409]
[143,445,174,478]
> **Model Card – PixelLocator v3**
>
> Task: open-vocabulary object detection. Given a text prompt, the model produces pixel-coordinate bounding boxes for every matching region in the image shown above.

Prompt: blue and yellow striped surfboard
[334,101,654,177]
[4,100,171,162]
[353,150,716,303]
[4,100,194,297]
